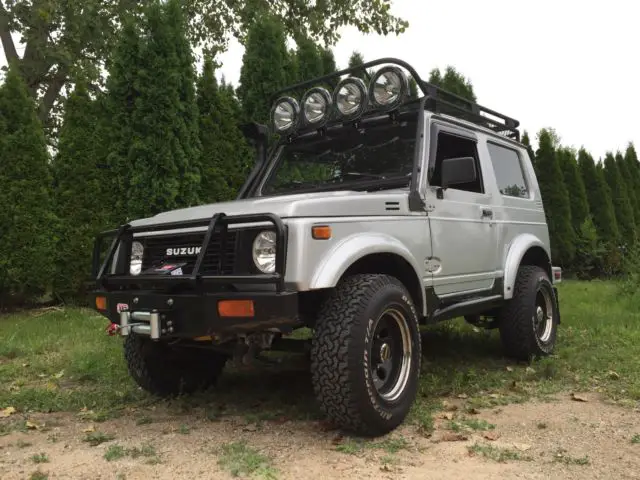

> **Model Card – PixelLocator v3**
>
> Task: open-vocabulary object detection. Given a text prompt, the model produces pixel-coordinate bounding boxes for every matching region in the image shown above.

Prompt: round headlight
[130,241,144,276]
[252,230,277,273]
[270,96,300,134]
[370,66,409,110]
[301,87,332,126]
[333,77,368,119]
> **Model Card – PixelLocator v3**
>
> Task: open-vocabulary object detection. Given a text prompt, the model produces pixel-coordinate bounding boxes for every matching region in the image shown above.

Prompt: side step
[430,295,503,323]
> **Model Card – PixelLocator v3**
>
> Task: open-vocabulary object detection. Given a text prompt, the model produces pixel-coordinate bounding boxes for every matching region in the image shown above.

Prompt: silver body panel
[123,111,551,316]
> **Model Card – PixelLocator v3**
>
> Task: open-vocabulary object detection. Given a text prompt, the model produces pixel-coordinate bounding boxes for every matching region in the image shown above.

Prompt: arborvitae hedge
[0,65,56,305]
[557,147,589,231]
[197,56,252,203]
[604,152,636,246]
[51,83,109,301]
[237,16,290,124]
[535,129,575,265]
[124,0,201,219]
[579,149,619,244]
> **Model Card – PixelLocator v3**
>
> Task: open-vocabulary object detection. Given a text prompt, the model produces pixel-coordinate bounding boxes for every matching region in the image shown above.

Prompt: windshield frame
[250,102,426,199]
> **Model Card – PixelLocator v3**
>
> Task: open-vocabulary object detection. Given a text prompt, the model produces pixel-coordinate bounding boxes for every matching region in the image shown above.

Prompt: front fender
[503,233,551,299]
[308,232,426,316]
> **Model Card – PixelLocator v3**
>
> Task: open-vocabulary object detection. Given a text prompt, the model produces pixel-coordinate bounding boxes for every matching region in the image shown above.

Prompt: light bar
[270,96,300,134]
[301,87,332,127]
[369,66,409,111]
[333,77,368,120]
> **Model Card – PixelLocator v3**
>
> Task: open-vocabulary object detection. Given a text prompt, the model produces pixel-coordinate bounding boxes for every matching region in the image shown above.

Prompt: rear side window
[487,142,529,198]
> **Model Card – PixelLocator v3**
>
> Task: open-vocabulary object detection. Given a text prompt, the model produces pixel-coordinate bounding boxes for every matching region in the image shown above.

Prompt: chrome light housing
[270,96,300,134]
[301,87,332,127]
[370,66,409,110]
[333,77,368,119]
[130,241,144,276]
[252,230,277,273]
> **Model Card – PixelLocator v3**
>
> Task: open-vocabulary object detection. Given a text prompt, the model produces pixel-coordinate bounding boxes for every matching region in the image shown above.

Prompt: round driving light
[333,77,368,119]
[252,230,277,273]
[370,66,409,110]
[301,87,332,126]
[130,241,144,276]
[270,96,300,134]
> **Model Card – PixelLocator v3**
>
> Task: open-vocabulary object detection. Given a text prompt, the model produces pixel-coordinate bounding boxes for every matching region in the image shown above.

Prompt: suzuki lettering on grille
[165,247,202,256]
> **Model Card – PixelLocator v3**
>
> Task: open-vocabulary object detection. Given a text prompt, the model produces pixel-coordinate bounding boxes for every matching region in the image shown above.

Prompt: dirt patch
[1,393,638,480]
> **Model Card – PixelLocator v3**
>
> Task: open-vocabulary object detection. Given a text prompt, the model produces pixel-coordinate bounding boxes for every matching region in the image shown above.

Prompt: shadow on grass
[160,320,519,426]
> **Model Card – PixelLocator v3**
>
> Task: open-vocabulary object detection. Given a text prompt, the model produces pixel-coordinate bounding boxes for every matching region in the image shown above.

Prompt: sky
[213,0,639,161]
[1,0,637,161]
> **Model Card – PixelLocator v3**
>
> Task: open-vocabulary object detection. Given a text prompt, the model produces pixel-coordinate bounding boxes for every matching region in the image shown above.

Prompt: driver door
[426,122,499,297]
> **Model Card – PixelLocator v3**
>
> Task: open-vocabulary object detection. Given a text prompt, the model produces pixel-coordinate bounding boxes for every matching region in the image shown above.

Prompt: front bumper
[94,289,299,339]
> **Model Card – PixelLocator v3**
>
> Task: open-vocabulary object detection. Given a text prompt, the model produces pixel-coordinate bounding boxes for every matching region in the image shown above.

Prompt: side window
[487,142,529,198]
[430,131,483,193]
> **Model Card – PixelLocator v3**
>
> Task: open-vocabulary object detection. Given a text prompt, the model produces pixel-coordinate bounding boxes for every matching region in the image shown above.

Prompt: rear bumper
[93,289,300,339]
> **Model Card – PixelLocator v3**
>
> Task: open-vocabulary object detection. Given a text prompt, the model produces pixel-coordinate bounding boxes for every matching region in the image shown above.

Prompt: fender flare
[309,232,427,316]
[503,233,551,300]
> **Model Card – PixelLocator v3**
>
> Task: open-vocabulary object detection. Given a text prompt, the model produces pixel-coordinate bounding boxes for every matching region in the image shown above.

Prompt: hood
[129,189,409,228]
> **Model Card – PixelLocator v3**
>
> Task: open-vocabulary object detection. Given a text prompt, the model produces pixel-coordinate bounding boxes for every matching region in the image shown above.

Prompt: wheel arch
[503,234,552,300]
[308,233,426,318]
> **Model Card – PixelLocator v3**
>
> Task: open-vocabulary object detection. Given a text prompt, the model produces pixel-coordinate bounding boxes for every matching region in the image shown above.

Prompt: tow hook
[106,322,119,336]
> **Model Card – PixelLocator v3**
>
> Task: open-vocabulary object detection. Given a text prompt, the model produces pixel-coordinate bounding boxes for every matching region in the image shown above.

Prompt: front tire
[124,334,228,396]
[498,265,559,361]
[310,274,422,436]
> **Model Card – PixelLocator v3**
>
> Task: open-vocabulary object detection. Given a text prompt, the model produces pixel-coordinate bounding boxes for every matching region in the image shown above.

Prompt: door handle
[481,208,493,218]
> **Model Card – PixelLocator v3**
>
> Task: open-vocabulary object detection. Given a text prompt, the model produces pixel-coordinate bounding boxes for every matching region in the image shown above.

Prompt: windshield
[260,115,419,196]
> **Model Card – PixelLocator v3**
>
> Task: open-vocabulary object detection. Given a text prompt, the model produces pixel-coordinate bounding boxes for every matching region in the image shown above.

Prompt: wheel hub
[369,308,413,402]
[534,289,554,343]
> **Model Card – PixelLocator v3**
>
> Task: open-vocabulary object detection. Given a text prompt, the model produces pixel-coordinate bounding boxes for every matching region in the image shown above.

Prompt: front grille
[139,231,238,275]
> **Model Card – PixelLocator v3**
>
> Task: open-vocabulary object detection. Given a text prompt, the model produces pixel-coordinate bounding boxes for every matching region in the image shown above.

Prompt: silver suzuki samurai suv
[92,58,562,437]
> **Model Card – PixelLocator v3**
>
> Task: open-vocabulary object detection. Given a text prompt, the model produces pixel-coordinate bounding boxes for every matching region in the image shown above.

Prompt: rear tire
[124,334,228,396]
[310,274,421,436]
[498,266,559,361]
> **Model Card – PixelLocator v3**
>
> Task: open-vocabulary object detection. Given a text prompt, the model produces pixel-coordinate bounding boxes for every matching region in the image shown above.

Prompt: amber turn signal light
[95,296,107,311]
[218,300,255,317]
[312,225,331,240]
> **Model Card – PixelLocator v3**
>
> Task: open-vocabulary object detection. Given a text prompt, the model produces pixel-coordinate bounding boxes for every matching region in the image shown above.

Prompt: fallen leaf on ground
[54,370,65,379]
[466,408,481,415]
[513,443,531,451]
[0,406,16,418]
[442,412,455,420]
[506,366,514,372]
[525,367,536,374]
[483,431,501,441]
[440,432,468,442]
[607,371,620,380]
[457,394,468,399]
[82,425,95,433]
[331,434,344,445]
[489,393,501,399]
[571,393,588,402]
[25,420,38,430]
[442,400,458,412]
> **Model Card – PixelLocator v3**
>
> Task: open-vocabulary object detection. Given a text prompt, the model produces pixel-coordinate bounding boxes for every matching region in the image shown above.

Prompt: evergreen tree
[237,16,290,124]
[615,151,637,225]
[320,48,337,75]
[521,130,536,169]
[103,18,145,224]
[51,83,110,300]
[106,1,202,221]
[535,129,575,265]
[428,66,477,102]
[197,56,252,203]
[604,152,636,246]
[295,37,324,82]
[347,50,370,81]
[0,65,56,305]
[557,147,589,231]
[623,143,640,214]
[579,148,619,243]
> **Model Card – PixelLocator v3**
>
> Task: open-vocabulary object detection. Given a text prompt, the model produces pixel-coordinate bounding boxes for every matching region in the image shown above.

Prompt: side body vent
[385,201,400,212]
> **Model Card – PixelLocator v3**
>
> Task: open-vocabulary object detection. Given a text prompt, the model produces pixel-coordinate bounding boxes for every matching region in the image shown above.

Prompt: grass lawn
[1,280,639,427]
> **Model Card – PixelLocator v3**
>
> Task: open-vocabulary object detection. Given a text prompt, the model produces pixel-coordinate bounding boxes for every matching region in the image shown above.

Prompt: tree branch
[0,3,18,64]
[38,68,67,124]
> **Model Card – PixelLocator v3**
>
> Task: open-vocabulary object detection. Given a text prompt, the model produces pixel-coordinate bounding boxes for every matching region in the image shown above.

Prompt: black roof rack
[269,57,520,141]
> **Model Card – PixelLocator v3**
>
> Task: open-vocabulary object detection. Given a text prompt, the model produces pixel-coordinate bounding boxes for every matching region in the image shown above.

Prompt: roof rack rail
[420,81,521,141]
[268,57,520,141]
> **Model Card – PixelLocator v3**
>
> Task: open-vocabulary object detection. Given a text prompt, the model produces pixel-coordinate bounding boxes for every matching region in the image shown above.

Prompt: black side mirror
[441,156,477,190]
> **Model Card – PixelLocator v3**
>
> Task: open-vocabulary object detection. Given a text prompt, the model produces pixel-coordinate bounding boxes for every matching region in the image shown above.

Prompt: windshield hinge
[425,204,435,213]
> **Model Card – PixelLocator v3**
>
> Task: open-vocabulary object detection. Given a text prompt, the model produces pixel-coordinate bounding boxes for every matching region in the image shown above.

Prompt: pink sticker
[116,303,129,313]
